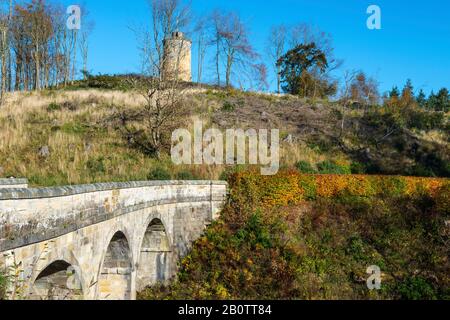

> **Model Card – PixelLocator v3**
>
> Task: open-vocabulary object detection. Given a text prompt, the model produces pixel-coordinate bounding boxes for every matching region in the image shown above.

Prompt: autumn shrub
[219,165,247,182]
[227,170,447,209]
[139,170,449,300]
[434,184,450,215]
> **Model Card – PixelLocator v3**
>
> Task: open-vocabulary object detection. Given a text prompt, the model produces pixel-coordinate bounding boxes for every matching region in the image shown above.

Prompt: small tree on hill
[416,89,427,108]
[400,79,416,107]
[344,71,380,107]
[116,77,189,159]
[384,86,400,108]
[277,43,334,97]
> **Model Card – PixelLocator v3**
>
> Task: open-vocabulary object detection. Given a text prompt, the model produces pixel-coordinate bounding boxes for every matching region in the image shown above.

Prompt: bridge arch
[136,217,172,291]
[98,231,134,300]
[28,247,84,301]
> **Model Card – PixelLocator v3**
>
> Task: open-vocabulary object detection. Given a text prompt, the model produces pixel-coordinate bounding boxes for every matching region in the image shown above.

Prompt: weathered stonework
[0,178,28,189]
[0,180,227,300]
[162,31,192,82]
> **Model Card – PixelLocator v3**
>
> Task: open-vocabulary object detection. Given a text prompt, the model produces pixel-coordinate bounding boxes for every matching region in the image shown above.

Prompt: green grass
[0,272,7,300]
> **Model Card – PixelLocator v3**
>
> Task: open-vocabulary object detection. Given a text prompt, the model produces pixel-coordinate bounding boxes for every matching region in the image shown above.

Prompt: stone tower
[162,31,192,82]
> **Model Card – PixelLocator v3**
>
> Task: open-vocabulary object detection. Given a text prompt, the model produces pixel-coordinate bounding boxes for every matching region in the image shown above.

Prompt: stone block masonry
[0,178,28,189]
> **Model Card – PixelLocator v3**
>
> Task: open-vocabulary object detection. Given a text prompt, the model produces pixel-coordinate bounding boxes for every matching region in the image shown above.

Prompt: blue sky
[61,0,450,95]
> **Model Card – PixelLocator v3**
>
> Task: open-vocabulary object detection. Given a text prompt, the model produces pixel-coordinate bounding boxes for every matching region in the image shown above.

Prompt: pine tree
[400,79,415,107]
[436,88,449,112]
[389,86,400,98]
[416,89,427,108]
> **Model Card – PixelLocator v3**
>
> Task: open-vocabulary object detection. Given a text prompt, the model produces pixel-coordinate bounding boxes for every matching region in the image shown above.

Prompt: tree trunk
[215,34,220,86]
[34,45,41,90]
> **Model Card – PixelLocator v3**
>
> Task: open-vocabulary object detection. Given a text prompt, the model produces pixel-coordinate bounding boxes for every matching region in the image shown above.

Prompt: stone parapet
[0,180,227,252]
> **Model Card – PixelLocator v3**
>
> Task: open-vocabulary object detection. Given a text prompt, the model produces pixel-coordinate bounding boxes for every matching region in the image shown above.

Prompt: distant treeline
[0,0,92,98]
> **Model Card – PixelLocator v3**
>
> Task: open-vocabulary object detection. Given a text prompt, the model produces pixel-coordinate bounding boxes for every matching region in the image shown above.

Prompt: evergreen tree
[416,89,427,108]
[389,86,400,98]
[435,88,449,112]
[277,43,334,97]
[403,79,414,95]
[428,91,438,110]
[400,79,416,107]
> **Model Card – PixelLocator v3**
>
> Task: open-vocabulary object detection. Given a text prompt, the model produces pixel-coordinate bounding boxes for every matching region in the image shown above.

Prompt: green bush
[47,102,62,112]
[0,272,7,300]
[350,162,367,174]
[86,157,106,175]
[295,161,317,174]
[317,161,351,174]
[408,110,445,131]
[396,276,437,300]
[147,167,171,180]
[222,101,236,112]
[176,171,197,180]
[219,165,246,181]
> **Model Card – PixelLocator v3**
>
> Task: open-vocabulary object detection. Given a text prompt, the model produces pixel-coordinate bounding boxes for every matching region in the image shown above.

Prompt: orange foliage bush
[229,170,449,209]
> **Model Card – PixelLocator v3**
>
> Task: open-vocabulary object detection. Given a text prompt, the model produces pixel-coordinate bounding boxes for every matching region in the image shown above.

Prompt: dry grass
[281,142,330,167]
[0,90,179,186]
[0,88,370,186]
[417,130,448,145]
[0,88,231,186]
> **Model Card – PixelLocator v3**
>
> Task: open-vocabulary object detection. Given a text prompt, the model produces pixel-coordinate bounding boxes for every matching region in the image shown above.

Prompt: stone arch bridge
[0,178,227,300]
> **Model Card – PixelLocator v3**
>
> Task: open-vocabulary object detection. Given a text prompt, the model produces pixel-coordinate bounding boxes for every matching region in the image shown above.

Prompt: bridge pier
[0,180,227,300]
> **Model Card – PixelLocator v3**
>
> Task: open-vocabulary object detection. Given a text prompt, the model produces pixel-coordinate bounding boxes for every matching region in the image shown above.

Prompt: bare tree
[210,10,222,86]
[193,15,210,84]
[338,69,358,137]
[349,71,380,108]
[49,3,67,87]
[266,24,286,93]
[79,7,94,79]
[119,0,192,158]
[340,69,358,107]
[118,77,189,159]
[211,11,257,88]
[0,0,12,104]
[5,1,95,91]
[27,0,53,90]
[253,62,268,92]
[145,0,191,78]
[70,29,77,83]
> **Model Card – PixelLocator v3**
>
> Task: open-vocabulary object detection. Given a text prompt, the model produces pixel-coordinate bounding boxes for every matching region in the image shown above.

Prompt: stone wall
[0,178,28,189]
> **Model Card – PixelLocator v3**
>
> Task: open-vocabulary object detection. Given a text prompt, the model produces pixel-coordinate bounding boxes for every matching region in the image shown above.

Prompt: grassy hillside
[0,88,216,186]
[0,78,448,186]
[140,171,450,300]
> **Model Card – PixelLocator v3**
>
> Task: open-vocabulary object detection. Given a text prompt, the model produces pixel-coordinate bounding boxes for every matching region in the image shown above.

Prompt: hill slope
[0,84,448,186]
